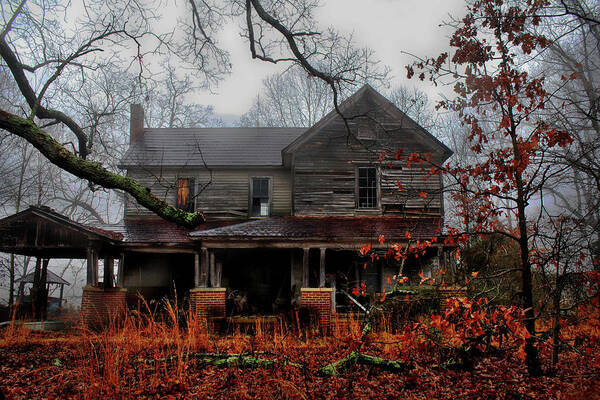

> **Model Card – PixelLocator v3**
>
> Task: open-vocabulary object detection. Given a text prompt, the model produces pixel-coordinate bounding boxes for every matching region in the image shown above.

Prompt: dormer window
[357,167,378,209]
[176,178,195,211]
[251,177,271,217]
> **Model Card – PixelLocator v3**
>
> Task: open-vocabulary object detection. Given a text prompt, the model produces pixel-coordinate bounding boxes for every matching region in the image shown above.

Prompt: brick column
[189,288,226,319]
[300,288,334,333]
[81,286,127,328]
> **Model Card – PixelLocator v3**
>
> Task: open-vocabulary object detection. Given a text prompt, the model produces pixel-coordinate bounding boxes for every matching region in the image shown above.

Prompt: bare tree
[0,0,387,227]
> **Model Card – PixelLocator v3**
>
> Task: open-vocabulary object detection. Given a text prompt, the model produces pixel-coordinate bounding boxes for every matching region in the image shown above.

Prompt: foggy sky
[194,0,466,119]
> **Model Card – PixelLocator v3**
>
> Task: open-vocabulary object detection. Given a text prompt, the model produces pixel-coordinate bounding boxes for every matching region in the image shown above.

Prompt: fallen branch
[318,351,413,376]
[137,352,302,369]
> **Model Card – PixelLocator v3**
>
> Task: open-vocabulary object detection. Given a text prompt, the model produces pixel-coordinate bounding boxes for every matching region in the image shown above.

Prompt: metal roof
[119,127,306,168]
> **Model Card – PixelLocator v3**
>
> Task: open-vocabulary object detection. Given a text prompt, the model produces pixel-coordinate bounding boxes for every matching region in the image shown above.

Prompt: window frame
[249,176,272,218]
[355,166,380,210]
[176,177,196,212]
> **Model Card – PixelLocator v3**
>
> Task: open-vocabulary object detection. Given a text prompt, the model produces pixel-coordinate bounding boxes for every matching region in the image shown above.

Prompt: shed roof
[119,127,306,168]
[16,270,70,286]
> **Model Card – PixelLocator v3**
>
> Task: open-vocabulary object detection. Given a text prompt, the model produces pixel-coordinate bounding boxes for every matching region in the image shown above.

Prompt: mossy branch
[318,351,413,376]
[137,352,302,369]
[0,109,204,228]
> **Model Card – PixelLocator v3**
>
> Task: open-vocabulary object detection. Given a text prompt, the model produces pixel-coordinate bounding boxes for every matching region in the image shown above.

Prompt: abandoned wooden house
[0,84,454,328]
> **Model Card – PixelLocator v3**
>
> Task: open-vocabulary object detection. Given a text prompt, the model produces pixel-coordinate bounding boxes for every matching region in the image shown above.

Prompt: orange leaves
[498,114,511,130]
[360,243,372,255]
[418,191,428,199]
[404,231,412,239]
[351,282,367,297]
[418,270,431,286]
[378,234,385,245]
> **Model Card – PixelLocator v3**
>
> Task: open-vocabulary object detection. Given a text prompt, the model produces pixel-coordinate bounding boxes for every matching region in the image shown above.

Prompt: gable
[283,84,453,162]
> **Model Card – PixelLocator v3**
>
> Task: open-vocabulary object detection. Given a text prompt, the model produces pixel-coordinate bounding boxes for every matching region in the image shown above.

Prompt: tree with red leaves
[408,0,577,376]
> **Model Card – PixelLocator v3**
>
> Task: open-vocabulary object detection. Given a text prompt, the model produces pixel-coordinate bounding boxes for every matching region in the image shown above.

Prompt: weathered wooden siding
[124,168,292,219]
[292,97,447,216]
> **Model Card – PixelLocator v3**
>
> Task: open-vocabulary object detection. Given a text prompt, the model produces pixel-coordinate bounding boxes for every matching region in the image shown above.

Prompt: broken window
[251,177,270,217]
[176,178,195,211]
[357,167,378,208]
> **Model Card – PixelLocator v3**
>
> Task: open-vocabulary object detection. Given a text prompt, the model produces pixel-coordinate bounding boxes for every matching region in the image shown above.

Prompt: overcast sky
[194,0,466,119]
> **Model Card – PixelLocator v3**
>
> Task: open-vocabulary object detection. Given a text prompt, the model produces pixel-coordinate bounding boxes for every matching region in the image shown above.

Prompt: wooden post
[194,251,200,287]
[86,248,98,286]
[39,259,49,321]
[104,256,114,288]
[302,248,310,288]
[209,250,216,287]
[200,248,209,287]
[116,253,125,287]
[215,259,222,288]
[319,248,326,288]
[59,284,64,308]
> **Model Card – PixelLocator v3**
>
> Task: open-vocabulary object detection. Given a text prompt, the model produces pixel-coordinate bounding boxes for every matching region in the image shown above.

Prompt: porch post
[86,248,98,286]
[103,256,114,288]
[116,253,125,287]
[319,248,326,288]
[209,250,216,287]
[190,248,225,319]
[200,247,209,287]
[215,259,222,288]
[302,248,310,287]
[194,251,200,287]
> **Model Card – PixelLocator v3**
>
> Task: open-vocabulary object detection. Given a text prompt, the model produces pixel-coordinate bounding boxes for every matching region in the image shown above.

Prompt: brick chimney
[130,104,144,143]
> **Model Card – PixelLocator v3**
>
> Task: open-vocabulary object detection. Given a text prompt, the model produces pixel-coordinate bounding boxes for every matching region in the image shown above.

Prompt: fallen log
[137,352,302,369]
[318,351,413,376]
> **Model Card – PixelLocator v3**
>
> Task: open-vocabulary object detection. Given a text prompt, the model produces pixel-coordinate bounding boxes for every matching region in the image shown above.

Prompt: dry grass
[0,301,599,399]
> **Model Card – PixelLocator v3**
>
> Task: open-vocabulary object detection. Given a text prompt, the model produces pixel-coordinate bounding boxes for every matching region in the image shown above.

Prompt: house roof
[189,216,442,243]
[283,84,453,160]
[16,270,70,286]
[119,127,306,168]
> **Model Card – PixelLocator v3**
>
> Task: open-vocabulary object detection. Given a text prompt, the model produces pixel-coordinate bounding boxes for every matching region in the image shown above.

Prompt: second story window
[251,177,270,217]
[176,178,195,211]
[357,167,378,209]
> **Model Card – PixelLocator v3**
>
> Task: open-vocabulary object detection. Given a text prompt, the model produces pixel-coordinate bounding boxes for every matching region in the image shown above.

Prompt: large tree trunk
[0,110,204,228]
[551,275,563,368]
[515,174,542,376]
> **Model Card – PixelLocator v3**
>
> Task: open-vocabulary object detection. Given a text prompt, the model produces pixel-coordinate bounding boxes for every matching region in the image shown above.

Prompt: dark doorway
[222,249,291,315]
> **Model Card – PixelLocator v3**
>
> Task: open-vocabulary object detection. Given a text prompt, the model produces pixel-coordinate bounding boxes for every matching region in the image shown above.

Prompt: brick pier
[189,287,226,319]
[300,288,334,333]
[81,286,127,327]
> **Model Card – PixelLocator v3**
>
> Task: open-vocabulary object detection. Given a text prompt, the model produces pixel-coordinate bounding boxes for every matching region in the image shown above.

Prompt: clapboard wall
[124,167,293,219]
[290,88,448,217]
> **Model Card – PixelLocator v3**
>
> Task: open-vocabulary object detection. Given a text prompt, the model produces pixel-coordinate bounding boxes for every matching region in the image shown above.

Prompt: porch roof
[97,218,240,244]
[0,206,121,258]
[189,216,442,244]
